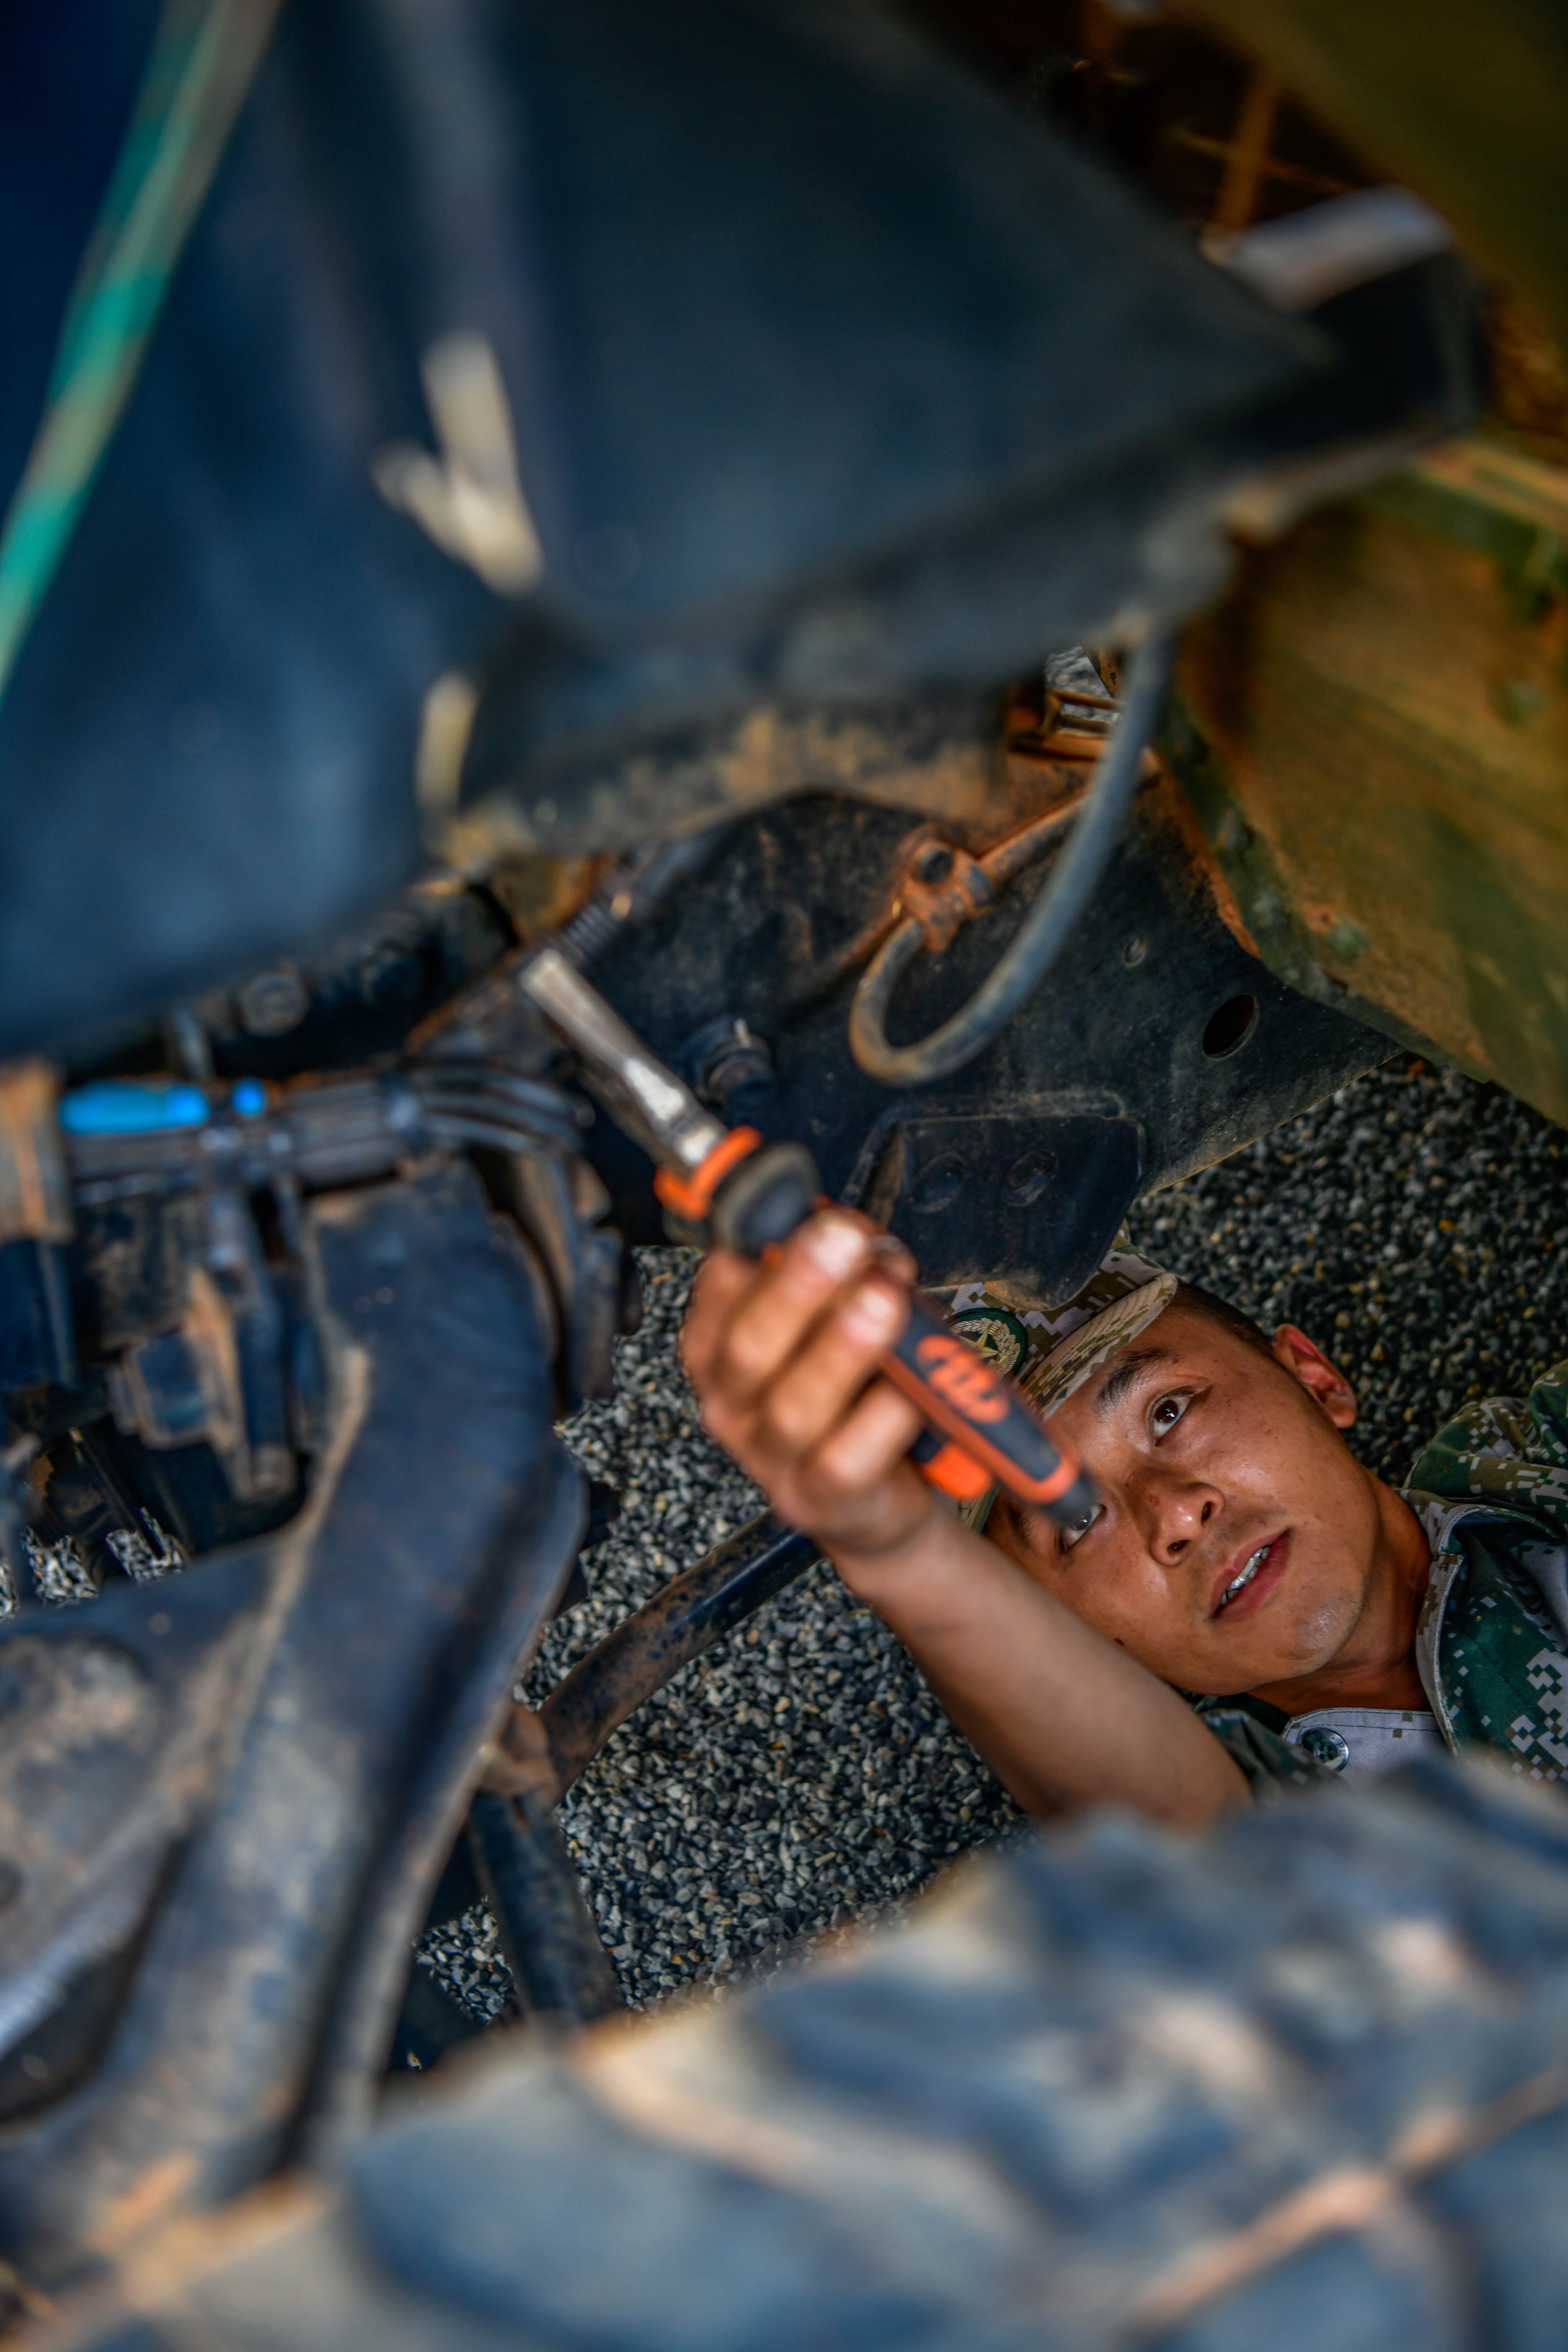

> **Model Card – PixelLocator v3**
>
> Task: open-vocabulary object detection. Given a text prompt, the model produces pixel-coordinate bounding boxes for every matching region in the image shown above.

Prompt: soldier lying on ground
[682,1210,1568,1825]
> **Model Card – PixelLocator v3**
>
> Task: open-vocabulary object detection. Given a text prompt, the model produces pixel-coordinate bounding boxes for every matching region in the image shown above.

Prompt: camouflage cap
[944,1239,1178,1422]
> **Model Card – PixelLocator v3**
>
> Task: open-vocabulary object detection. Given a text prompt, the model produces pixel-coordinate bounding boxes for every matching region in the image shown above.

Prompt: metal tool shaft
[520,945,724,1174]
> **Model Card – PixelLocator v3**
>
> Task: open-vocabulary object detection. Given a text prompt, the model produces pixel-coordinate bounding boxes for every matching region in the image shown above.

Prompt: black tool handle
[881,1288,1095,1520]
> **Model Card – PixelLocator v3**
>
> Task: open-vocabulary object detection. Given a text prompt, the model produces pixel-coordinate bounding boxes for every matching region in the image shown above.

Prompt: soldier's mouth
[1210,1532,1290,1620]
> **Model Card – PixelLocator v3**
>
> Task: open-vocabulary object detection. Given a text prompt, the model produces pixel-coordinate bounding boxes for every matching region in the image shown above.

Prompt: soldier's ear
[1271,1324,1356,1429]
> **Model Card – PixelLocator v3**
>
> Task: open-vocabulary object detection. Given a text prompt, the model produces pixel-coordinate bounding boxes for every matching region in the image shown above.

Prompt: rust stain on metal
[1007,728,1128,765]
[482,852,604,949]
[0,1062,72,1247]
[1149,764,1264,961]
[894,833,997,953]
[851,768,1182,986]
[1207,65,1284,235]
[479,1702,559,1805]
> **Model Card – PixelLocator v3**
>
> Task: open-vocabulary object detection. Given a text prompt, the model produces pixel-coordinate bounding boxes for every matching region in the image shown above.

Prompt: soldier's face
[989,1303,1383,1694]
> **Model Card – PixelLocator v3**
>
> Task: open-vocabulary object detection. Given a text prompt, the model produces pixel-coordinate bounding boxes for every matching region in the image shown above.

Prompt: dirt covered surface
[418,1057,1568,2016]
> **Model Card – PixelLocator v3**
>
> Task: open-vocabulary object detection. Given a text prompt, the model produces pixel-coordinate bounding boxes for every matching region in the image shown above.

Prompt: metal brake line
[847,627,1179,1087]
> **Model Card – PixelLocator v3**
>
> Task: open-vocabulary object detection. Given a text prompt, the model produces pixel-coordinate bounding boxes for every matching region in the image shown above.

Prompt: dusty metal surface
[1168,435,1568,1125]
[443,691,1034,866]
[0,1163,580,2292]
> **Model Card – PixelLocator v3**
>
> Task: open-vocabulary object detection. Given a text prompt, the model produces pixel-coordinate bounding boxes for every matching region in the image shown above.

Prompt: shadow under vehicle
[0,0,1566,2341]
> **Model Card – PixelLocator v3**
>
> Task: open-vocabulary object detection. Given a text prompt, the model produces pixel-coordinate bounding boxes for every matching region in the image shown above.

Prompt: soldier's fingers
[866,1232,918,1288]
[681,1249,757,1386]
[708,1211,878,1404]
[804,1374,926,1504]
[753,1274,909,1459]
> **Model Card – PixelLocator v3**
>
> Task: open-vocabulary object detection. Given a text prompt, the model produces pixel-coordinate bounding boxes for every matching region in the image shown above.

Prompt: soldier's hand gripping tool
[519,944,1098,1527]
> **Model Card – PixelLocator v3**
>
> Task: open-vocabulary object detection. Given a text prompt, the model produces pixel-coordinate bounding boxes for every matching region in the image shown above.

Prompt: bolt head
[236,966,309,1036]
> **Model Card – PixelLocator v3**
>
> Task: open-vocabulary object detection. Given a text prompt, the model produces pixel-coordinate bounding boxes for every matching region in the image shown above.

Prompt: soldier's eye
[1150,1392,1191,1436]
[1062,1502,1104,1552]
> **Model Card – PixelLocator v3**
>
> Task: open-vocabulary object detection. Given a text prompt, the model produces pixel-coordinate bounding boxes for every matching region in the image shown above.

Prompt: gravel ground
[418,1252,1023,2021]
[418,1053,1568,2022]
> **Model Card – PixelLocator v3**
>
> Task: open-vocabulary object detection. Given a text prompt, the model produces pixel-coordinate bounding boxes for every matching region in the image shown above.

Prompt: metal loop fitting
[848,629,1178,1087]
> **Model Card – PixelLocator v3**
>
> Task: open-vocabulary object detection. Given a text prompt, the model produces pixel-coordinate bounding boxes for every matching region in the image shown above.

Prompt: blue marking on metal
[60,1081,211,1135]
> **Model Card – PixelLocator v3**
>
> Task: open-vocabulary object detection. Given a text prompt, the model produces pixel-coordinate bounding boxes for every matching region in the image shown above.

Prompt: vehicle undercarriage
[0,0,1565,2339]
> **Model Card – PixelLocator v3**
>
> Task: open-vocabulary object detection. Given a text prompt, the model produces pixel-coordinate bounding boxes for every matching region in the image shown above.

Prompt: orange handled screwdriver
[519,944,1097,1525]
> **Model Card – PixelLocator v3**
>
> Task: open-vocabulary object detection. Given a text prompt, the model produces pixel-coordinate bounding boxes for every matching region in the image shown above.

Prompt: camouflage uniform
[1202,1369,1568,1793]
[948,1250,1568,1798]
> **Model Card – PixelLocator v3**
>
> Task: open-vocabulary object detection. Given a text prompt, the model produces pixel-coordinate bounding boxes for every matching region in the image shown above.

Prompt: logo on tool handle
[914,1334,1009,1423]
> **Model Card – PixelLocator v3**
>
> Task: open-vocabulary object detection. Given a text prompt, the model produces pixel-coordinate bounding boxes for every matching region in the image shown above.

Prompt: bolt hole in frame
[910,1154,965,1214]
[1202,991,1260,1058]
[1003,1148,1056,1208]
